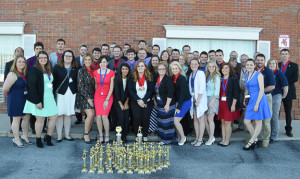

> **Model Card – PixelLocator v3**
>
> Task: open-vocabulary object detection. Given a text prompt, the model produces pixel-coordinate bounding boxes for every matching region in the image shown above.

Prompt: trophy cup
[97,157,104,174]
[145,154,151,174]
[81,149,88,173]
[137,126,143,147]
[138,154,144,174]
[88,151,95,174]
[166,146,171,166]
[107,154,113,174]
[116,126,122,148]
[163,151,168,168]
[150,151,156,173]
[127,153,133,174]
[118,153,123,174]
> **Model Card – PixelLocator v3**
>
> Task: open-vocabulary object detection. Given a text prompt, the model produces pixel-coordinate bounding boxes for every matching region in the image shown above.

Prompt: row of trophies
[81,126,171,174]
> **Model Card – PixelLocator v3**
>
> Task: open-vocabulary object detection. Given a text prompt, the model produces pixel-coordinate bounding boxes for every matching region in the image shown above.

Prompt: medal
[100,68,108,95]
[138,74,145,91]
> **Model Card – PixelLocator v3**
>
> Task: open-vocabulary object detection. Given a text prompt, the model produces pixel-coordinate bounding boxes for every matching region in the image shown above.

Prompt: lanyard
[173,73,180,85]
[44,71,51,80]
[191,70,198,88]
[273,69,277,73]
[138,74,145,87]
[113,58,122,71]
[246,71,255,83]
[85,66,94,78]
[66,66,72,77]
[222,77,229,94]
[255,66,265,73]
[218,61,225,68]
[17,71,27,85]
[100,68,108,87]
[281,60,289,74]
[242,69,247,75]
[56,52,63,60]
[156,75,164,91]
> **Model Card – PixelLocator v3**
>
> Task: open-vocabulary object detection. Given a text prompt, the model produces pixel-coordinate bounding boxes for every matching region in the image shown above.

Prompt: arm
[288,64,299,84]
[231,78,239,112]
[128,78,141,101]
[177,77,187,110]
[3,72,17,93]
[196,72,206,106]
[142,81,154,103]
[282,86,288,99]
[264,86,275,93]
[103,76,115,109]
[113,77,121,102]
[254,73,265,111]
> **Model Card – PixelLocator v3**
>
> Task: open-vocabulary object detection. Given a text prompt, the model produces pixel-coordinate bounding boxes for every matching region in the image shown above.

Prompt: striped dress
[148,107,158,133]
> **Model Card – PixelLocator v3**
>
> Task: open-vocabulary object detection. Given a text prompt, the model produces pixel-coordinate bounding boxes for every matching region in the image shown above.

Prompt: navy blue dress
[7,76,27,117]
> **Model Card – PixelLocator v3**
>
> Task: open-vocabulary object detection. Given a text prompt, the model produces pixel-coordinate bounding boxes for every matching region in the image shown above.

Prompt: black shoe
[243,142,255,150]
[64,137,74,141]
[44,135,54,146]
[9,129,13,133]
[220,143,230,147]
[286,132,293,137]
[36,137,44,148]
[269,139,276,144]
[42,129,47,133]
[56,139,63,143]
[32,130,36,134]
[75,119,82,125]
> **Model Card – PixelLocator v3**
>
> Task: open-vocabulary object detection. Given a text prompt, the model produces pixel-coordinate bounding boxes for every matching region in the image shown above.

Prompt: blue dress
[244,72,271,120]
[7,76,26,117]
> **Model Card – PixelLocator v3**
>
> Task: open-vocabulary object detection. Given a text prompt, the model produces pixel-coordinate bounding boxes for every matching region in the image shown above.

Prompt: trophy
[107,154,113,174]
[127,153,133,174]
[116,126,122,147]
[145,154,151,174]
[138,154,144,174]
[137,126,143,147]
[88,150,95,174]
[81,149,88,173]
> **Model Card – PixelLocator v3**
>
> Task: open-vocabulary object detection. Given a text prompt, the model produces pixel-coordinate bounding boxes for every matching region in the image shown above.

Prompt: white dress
[56,87,76,115]
[189,70,208,118]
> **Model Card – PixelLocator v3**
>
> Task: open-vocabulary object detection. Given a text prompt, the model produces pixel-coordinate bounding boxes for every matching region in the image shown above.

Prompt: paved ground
[0,137,299,179]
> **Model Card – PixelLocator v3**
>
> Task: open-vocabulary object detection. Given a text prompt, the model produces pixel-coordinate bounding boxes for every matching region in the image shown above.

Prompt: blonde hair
[10,56,27,77]
[169,61,186,77]
[205,61,221,82]
[266,58,279,70]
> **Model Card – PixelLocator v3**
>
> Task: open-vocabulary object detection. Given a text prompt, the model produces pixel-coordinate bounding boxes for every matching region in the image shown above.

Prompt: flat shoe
[64,137,74,141]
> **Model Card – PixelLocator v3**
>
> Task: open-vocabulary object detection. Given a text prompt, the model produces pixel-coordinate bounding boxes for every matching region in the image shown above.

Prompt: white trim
[164,25,263,40]
[0,22,27,35]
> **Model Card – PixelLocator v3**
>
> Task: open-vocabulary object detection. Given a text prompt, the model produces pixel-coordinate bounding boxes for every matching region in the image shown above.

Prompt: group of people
[3,39,298,151]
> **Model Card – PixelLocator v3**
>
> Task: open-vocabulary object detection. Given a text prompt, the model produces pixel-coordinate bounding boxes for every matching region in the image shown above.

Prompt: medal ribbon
[156,75,164,93]
[56,52,64,60]
[222,77,229,95]
[255,66,265,73]
[273,69,277,73]
[100,68,108,87]
[191,70,198,88]
[44,71,51,80]
[173,73,180,85]
[113,58,122,71]
[17,71,27,85]
[242,69,247,75]
[138,74,145,87]
[281,60,289,75]
[85,66,94,79]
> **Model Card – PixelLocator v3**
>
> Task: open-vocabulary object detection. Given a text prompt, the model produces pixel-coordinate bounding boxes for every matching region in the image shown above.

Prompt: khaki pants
[261,94,272,143]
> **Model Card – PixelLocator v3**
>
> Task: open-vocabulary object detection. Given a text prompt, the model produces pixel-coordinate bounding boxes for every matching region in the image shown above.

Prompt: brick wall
[0,0,299,119]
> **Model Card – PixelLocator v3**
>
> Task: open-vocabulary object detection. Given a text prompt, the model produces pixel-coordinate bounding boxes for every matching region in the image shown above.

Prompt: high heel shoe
[44,135,54,146]
[205,137,215,146]
[193,140,203,147]
[12,138,25,148]
[243,142,255,150]
[83,133,92,144]
[254,140,259,148]
[178,137,187,146]
[21,136,33,145]
[191,139,198,145]
[104,136,109,144]
[36,137,44,148]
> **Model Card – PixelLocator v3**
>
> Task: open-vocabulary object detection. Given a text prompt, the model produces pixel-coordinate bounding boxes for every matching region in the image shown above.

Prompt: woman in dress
[179,55,188,75]
[189,59,207,147]
[267,59,288,143]
[94,56,115,143]
[128,60,154,142]
[169,61,191,145]
[243,59,272,150]
[204,62,221,145]
[148,55,160,136]
[23,51,58,148]
[3,56,31,147]
[154,62,176,144]
[217,63,240,147]
[113,63,131,143]
[75,53,95,144]
[53,50,79,142]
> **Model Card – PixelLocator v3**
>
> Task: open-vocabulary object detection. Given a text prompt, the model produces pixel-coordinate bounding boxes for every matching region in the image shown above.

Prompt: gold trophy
[81,149,88,173]
[127,153,133,174]
[138,154,144,174]
[137,126,143,147]
[107,154,113,174]
[88,151,95,174]
[145,153,151,174]
[116,126,122,147]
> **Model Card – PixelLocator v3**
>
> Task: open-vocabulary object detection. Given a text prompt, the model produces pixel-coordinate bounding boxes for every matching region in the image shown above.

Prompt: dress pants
[261,94,272,143]
[131,100,153,137]
[282,98,293,133]
[113,101,130,138]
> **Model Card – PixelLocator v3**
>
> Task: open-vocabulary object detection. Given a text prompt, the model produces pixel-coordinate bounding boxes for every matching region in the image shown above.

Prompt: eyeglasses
[158,68,166,71]
[65,55,73,58]
[39,57,47,60]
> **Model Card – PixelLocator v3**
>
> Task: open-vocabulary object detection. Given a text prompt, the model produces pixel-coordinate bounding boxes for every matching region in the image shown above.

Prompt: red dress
[217,79,240,121]
[94,69,115,115]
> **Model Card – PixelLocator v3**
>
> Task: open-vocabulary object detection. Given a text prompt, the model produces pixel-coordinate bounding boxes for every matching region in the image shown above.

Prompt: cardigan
[52,65,79,95]
[221,76,240,110]
[173,74,191,110]
[128,77,154,103]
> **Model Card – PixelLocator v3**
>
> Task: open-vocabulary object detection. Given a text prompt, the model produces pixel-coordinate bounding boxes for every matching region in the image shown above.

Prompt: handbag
[54,71,70,101]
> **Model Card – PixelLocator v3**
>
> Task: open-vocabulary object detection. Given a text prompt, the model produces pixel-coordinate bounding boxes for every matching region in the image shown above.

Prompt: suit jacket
[4,60,13,81]
[173,75,191,110]
[52,65,79,95]
[76,56,83,67]
[154,75,175,106]
[128,77,154,103]
[26,67,49,106]
[278,61,299,100]
[222,77,240,110]
[108,58,126,73]
[114,76,129,103]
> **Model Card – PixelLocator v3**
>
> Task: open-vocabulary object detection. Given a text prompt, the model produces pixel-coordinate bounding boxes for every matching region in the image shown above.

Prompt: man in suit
[134,40,152,61]
[230,51,241,67]
[278,49,299,137]
[108,45,126,74]
[49,38,65,68]
[74,44,88,124]
[4,47,24,133]
[75,45,88,68]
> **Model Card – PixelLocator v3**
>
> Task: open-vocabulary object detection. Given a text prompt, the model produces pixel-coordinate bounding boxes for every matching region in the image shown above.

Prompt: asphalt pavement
[0,137,299,179]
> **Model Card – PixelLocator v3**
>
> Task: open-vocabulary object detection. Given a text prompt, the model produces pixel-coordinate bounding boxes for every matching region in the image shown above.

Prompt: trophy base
[117,170,124,174]
[145,170,151,174]
[127,170,133,174]
[157,167,162,171]
[138,170,145,174]
[88,170,95,174]
[163,164,168,168]
[97,170,104,174]
[81,169,87,173]
[107,169,113,174]
[151,169,156,173]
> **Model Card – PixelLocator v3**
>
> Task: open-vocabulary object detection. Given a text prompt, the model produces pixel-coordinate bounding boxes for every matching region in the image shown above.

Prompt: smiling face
[161,51,169,61]
[157,64,166,76]
[93,51,101,60]
[84,56,92,67]
[113,47,121,59]
[100,58,108,68]
[172,51,180,60]
[280,51,290,62]
[216,52,224,64]
[208,63,216,74]
[255,56,265,69]
[151,57,159,67]
[246,60,255,72]
[222,65,230,76]
[34,46,43,56]
[268,60,277,71]
[16,57,26,71]
[208,52,216,62]
[152,46,160,55]
[138,50,147,60]
[179,56,186,66]
[171,64,180,75]
[137,62,146,73]
[190,59,199,71]
[63,52,73,64]
[101,46,109,56]
[200,54,208,64]
[38,54,48,66]
[121,66,129,77]
[79,46,87,56]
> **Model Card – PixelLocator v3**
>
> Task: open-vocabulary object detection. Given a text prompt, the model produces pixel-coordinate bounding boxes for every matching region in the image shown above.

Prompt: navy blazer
[154,75,175,106]
[222,77,240,110]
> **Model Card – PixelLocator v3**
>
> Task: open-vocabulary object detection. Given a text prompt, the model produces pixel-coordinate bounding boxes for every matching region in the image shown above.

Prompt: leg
[204,114,210,137]
[123,109,130,138]
[193,113,200,140]
[84,109,95,142]
[21,114,31,139]
[12,117,22,143]
[198,115,205,141]
[282,98,293,135]
[244,119,255,137]
[35,116,45,138]
[96,115,103,139]
[141,101,153,137]
[102,115,110,142]
[63,115,72,139]
[220,119,225,143]
[30,115,36,133]
[131,101,142,135]
[47,115,57,136]
[271,94,282,140]
[249,120,262,143]
[207,113,215,139]
[174,117,185,142]
[55,115,64,140]
[224,121,232,145]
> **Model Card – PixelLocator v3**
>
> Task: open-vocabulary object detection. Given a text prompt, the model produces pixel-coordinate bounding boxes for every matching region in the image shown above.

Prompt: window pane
[0,35,21,81]
[167,39,256,62]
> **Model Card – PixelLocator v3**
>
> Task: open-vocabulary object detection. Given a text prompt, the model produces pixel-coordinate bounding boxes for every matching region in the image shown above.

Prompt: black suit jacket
[76,56,83,67]
[108,58,126,73]
[278,61,299,100]
[154,75,175,106]
[114,76,129,103]
[173,75,191,110]
[4,61,13,80]
[128,77,154,103]
[52,65,79,95]
[26,67,49,107]
[223,77,240,110]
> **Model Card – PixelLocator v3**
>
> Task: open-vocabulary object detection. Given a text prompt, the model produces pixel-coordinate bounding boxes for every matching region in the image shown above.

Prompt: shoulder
[6,60,14,66]
[109,69,115,76]
[7,72,17,79]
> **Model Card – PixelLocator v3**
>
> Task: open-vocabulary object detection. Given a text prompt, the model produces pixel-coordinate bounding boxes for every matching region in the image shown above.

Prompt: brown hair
[83,53,95,66]
[132,60,153,82]
[10,56,27,77]
[266,58,279,70]
[35,51,52,74]
[58,50,79,68]
[220,62,237,80]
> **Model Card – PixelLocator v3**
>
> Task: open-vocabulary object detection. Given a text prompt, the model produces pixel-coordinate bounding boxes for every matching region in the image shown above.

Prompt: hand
[195,101,199,107]
[164,105,170,113]
[209,101,214,109]
[254,104,259,112]
[137,100,144,108]
[243,100,246,107]
[230,105,235,112]
[36,103,43,110]
[176,109,180,114]
[119,103,125,110]
[124,103,129,110]
[103,100,108,109]
[87,99,94,107]
[153,100,157,107]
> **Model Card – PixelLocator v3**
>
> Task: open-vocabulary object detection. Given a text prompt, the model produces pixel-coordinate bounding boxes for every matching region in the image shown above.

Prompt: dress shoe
[286,132,293,137]
[243,142,255,150]
[21,136,33,145]
[64,137,74,141]
[261,141,269,148]
[44,135,54,146]
[75,119,82,125]
[219,143,230,147]
[36,137,44,148]
[205,137,215,146]
[178,137,187,146]
[269,139,276,144]
[56,139,63,143]
[12,138,26,148]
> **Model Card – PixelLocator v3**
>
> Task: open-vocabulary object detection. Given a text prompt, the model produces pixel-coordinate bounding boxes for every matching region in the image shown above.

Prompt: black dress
[75,67,95,109]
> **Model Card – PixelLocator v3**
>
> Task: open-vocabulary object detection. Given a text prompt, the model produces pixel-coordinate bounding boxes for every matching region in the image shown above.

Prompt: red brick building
[0,0,299,119]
